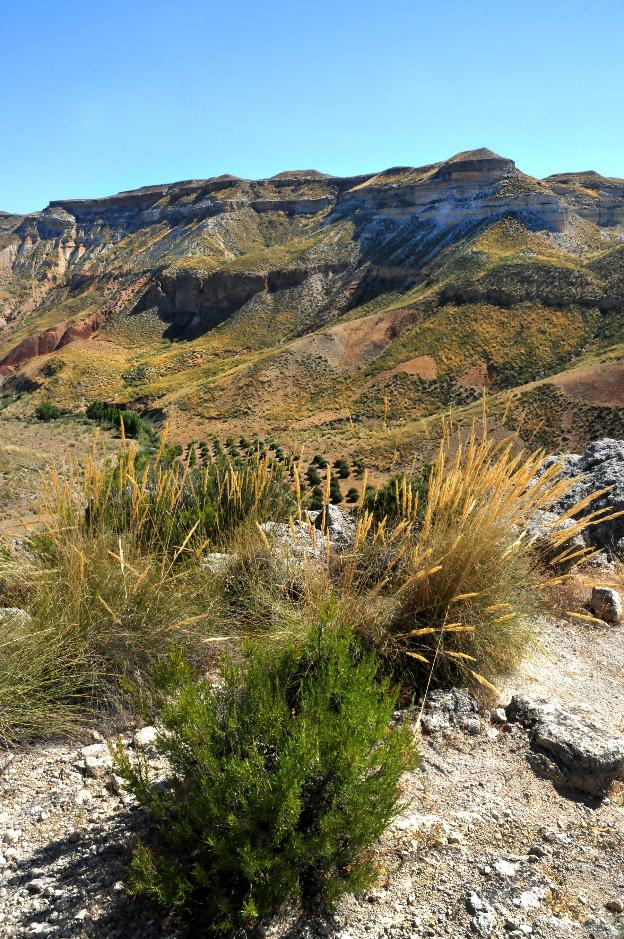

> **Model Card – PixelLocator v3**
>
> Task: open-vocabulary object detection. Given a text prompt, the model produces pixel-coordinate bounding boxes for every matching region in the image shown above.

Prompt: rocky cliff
[1,147,623,450]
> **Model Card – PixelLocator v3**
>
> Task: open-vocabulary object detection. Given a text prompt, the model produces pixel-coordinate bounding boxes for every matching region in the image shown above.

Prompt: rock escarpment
[1,148,623,436]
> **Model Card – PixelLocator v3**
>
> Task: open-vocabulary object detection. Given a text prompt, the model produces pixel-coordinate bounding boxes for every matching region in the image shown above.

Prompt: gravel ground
[0,615,623,939]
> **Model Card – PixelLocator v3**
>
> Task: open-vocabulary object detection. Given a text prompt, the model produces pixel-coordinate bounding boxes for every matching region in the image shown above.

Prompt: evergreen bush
[35,401,61,421]
[329,474,343,504]
[308,486,324,510]
[113,624,417,935]
[306,465,321,487]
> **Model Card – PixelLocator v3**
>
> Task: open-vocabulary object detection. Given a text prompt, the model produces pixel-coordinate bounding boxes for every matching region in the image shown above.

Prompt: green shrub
[346,487,359,503]
[85,401,142,438]
[335,458,351,479]
[119,409,142,438]
[306,465,321,487]
[308,486,324,510]
[113,624,417,935]
[329,474,342,504]
[312,454,328,468]
[35,401,61,421]
[363,470,430,523]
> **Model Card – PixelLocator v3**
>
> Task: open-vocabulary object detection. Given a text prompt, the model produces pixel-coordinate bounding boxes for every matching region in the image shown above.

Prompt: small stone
[591,586,622,624]
[493,859,518,877]
[471,911,494,936]
[467,893,488,914]
[1,829,20,845]
[514,889,544,910]
[448,832,463,845]
[133,725,158,750]
[605,899,623,914]
[492,707,507,724]
[26,879,47,894]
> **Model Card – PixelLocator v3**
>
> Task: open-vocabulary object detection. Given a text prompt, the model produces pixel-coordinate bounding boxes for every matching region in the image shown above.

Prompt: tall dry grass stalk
[41,430,293,559]
[0,434,296,740]
[337,411,610,694]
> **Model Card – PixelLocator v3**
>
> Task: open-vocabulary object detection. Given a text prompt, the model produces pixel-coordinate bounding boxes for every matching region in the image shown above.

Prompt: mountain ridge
[1,146,623,463]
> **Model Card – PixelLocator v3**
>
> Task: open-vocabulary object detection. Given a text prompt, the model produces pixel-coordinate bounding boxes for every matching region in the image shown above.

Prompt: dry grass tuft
[337,411,607,694]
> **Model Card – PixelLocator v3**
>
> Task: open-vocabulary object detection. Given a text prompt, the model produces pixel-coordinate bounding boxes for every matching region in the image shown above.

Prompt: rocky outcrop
[420,689,482,736]
[0,312,106,372]
[591,586,622,624]
[335,149,569,233]
[313,503,356,546]
[537,439,624,555]
[441,263,603,310]
[507,694,624,797]
[132,263,346,339]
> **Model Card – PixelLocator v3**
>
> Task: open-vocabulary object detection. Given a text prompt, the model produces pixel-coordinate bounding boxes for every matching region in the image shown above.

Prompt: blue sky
[1,0,623,214]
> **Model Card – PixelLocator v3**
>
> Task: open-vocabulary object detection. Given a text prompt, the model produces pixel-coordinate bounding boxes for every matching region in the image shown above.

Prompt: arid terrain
[1,148,624,468]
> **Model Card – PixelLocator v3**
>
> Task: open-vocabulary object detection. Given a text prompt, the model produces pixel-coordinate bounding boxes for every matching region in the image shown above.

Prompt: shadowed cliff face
[0,148,624,441]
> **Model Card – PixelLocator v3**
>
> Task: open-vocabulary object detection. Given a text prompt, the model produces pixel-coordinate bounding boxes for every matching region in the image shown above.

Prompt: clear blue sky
[1,0,623,214]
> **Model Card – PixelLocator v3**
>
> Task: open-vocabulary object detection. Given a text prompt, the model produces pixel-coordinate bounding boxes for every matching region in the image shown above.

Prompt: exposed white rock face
[591,586,622,624]
[260,518,327,561]
[0,608,31,627]
[313,504,356,547]
[259,506,355,561]
[537,439,624,555]
[201,552,238,574]
[506,694,624,797]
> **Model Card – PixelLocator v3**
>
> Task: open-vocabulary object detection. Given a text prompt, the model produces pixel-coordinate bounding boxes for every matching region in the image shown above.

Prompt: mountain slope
[1,148,623,460]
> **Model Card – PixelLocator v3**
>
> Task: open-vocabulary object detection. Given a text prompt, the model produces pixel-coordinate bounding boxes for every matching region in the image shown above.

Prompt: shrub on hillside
[306,464,321,487]
[335,458,350,479]
[362,470,431,523]
[346,487,359,503]
[347,422,600,693]
[113,624,417,935]
[86,400,142,438]
[35,401,61,421]
[308,485,324,510]
[329,474,343,504]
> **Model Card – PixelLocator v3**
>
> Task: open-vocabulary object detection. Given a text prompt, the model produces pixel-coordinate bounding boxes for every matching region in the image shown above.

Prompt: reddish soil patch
[0,312,107,372]
[458,361,492,389]
[551,360,624,405]
[389,354,438,379]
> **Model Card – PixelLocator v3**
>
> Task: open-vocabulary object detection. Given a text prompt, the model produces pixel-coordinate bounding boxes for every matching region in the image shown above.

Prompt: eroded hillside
[1,148,624,461]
